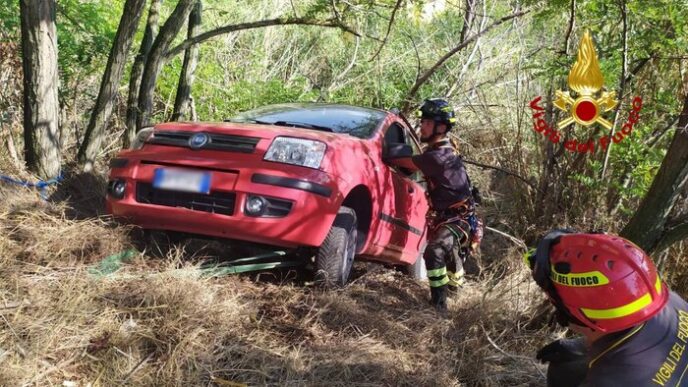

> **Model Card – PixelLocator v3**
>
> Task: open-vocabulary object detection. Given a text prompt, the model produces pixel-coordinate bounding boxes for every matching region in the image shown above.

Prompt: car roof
[241,102,389,115]
[229,103,391,139]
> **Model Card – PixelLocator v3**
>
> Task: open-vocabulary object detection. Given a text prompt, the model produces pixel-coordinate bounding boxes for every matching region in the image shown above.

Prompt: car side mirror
[383,143,417,171]
[383,143,412,161]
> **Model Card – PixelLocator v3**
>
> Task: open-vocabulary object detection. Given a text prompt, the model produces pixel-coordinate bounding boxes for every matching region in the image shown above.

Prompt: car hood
[154,121,362,145]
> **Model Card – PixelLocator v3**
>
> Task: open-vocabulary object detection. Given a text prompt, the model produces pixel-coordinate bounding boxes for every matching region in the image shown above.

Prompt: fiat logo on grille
[189,133,210,149]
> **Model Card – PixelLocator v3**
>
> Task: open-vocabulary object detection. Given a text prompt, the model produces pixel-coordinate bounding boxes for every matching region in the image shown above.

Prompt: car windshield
[228,104,387,139]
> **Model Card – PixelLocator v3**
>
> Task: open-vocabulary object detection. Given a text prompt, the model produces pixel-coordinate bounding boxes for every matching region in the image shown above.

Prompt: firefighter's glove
[536,338,586,364]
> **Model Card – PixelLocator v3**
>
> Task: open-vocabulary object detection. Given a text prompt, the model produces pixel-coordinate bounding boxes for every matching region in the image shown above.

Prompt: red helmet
[525,231,668,333]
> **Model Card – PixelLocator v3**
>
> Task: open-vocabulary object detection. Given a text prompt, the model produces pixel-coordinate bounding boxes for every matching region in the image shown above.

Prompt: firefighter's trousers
[424,221,469,307]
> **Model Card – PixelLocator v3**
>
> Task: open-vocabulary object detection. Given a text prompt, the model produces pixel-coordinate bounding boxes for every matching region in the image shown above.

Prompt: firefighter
[411,98,482,314]
[524,230,688,386]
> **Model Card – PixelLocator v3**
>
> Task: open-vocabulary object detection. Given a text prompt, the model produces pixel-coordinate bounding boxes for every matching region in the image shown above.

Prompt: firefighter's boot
[430,285,448,315]
[447,269,465,294]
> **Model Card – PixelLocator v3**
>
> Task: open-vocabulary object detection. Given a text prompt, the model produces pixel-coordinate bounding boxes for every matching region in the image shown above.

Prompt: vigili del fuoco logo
[529,31,643,154]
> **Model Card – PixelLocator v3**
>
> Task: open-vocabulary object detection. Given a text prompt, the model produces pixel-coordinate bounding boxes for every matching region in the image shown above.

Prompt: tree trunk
[171,1,202,122]
[123,0,162,148]
[137,0,195,129]
[20,0,60,179]
[621,91,688,252]
[77,0,147,171]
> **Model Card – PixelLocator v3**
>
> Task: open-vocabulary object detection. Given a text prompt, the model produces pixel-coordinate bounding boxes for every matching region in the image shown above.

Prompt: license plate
[153,168,211,194]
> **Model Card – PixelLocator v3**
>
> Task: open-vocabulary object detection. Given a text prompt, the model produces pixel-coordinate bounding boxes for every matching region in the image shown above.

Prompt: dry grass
[0,173,562,387]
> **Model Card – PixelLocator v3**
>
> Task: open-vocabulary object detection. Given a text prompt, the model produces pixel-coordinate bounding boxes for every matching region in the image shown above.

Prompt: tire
[403,243,427,280]
[315,207,358,288]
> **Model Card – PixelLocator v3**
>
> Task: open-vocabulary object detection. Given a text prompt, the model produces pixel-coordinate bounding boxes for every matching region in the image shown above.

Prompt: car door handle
[408,186,414,193]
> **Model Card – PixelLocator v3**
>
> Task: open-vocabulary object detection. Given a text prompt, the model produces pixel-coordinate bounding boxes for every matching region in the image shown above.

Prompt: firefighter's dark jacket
[411,141,471,210]
[583,291,688,386]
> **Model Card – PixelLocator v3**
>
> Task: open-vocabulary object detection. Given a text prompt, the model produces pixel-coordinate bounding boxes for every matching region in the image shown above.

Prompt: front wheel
[315,207,358,288]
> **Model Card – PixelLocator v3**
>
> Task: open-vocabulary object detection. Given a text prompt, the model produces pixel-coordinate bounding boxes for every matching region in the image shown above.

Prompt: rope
[0,171,64,199]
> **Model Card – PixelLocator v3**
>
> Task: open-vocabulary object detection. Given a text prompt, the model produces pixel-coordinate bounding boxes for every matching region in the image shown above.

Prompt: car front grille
[148,131,260,153]
[136,183,236,216]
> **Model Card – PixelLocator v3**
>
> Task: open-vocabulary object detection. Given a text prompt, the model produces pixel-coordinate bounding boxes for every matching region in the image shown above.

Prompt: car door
[381,122,427,262]
[401,124,430,256]
[374,122,409,257]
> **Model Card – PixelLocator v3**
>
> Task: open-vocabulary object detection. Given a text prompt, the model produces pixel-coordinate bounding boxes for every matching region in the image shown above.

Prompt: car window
[404,127,421,156]
[384,123,406,145]
[383,123,423,180]
[401,125,425,183]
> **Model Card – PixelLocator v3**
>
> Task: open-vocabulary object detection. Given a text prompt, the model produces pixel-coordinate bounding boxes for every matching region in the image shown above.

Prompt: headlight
[130,127,154,150]
[264,137,326,169]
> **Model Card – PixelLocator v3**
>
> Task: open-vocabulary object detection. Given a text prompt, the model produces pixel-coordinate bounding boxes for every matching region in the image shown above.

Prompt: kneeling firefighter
[411,98,483,313]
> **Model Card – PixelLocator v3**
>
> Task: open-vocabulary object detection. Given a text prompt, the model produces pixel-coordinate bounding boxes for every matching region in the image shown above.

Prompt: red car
[106,103,429,286]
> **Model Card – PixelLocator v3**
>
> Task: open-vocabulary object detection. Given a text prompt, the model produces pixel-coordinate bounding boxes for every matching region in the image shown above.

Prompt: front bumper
[106,152,342,248]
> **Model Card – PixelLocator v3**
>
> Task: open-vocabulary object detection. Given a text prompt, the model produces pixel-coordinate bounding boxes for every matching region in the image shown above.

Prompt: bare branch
[369,0,403,61]
[644,115,679,148]
[485,226,527,248]
[601,0,628,178]
[654,221,688,253]
[561,0,575,55]
[458,0,477,44]
[447,0,486,98]
[461,157,536,191]
[328,36,360,93]
[165,17,361,59]
[404,32,421,82]
[289,0,298,17]
[625,56,653,84]
[330,0,341,21]
[481,325,547,379]
[401,8,531,114]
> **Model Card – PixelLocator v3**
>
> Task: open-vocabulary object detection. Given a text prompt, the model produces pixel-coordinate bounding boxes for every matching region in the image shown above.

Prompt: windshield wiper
[271,120,334,132]
[225,118,334,132]
[224,118,273,125]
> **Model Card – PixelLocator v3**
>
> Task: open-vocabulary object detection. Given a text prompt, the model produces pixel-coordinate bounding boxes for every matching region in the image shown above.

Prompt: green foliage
[571,159,602,189]
[192,77,320,121]
[56,0,125,81]
[0,0,20,35]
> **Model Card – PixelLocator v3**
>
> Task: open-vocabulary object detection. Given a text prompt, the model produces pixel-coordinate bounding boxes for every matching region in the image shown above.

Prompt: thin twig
[369,0,403,61]
[328,36,360,93]
[404,32,422,83]
[25,354,79,385]
[121,352,154,383]
[601,0,628,178]
[462,157,536,190]
[485,226,527,248]
[561,0,575,55]
[481,325,547,379]
[330,0,341,21]
[289,0,298,17]
[0,301,25,310]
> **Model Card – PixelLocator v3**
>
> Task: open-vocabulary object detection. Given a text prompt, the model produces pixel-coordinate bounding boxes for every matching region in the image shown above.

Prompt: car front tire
[403,242,427,280]
[315,206,358,288]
